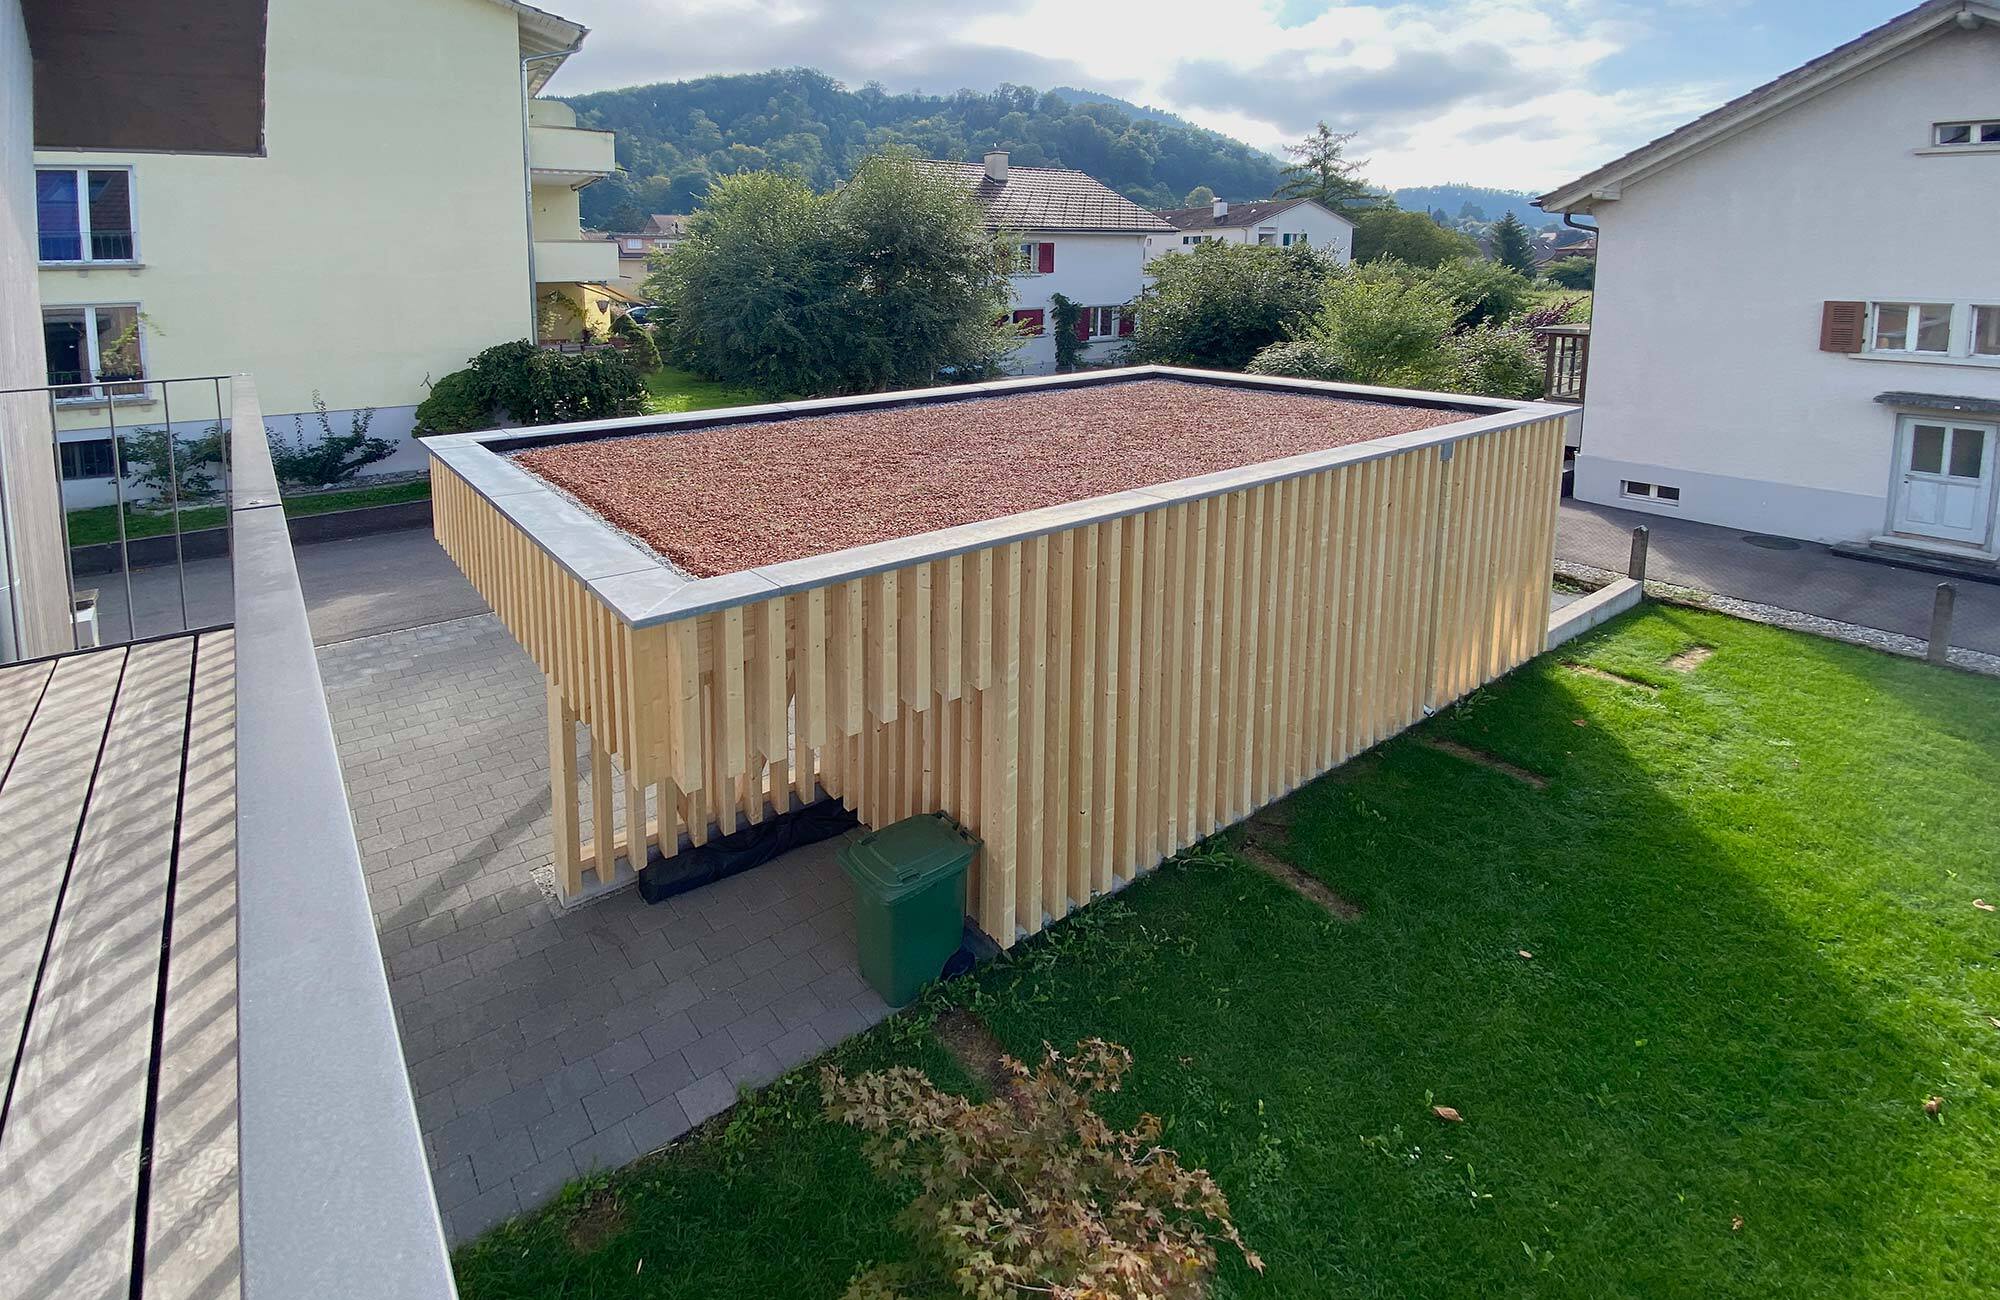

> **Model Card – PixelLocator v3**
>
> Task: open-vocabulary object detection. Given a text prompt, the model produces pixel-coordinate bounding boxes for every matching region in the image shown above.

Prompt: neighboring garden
[454,607,2000,1298]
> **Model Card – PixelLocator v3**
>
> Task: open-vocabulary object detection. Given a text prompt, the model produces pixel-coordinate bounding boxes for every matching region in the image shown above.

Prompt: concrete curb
[1546,577,1642,649]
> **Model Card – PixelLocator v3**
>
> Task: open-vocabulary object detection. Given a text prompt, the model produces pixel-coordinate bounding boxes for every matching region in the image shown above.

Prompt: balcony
[530,122,615,184]
[533,236,618,286]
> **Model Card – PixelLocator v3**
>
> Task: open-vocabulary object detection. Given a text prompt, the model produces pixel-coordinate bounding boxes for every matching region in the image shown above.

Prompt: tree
[1293,264,1463,389]
[1488,211,1536,275]
[646,151,1015,395]
[1127,242,1339,370]
[1544,255,1596,290]
[1273,121,1375,217]
[118,424,226,502]
[1351,208,1480,268]
[1181,184,1215,207]
[1429,257,1533,327]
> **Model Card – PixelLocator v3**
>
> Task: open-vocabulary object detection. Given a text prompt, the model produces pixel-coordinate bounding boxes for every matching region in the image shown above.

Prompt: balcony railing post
[162,380,190,632]
[104,376,137,640]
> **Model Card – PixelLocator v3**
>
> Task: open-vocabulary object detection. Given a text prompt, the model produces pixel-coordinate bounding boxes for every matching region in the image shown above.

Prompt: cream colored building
[33,0,616,504]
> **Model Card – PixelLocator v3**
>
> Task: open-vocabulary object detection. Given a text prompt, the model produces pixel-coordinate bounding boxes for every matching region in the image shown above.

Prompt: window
[1085,306,1121,339]
[1975,306,2000,358]
[59,439,117,480]
[1870,302,1952,354]
[35,167,135,263]
[1932,120,2000,147]
[1621,479,1680,505]
[622,238,644,251]
[1255,229,1277,246]
[1014,241,1054,274]
[1281,232,1309,247]
[1010,308,1045,336]
[42,305,144,401]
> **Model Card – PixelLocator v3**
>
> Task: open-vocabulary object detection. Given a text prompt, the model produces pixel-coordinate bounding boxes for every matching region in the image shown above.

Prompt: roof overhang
[491,0,588,92]
[24,0,269,154]
[1538,0,2000,214]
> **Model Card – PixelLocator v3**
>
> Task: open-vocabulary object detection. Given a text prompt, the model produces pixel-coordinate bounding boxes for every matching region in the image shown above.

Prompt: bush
[267,394,397,488]
[1127,242,1337,370]
[1297,263,1462,389]
[1430,256,1533,328]
[1544,255,1596,290]
[1449,324,1544,399]
[822,1039,1261,1300]
[412,368,494,437]
[1244,339,1347,382]
[610,312,662,370]
[118,423,226,502]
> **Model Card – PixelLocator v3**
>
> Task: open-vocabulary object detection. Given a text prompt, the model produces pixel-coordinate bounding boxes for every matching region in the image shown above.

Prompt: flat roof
[514,377,1465,578]
[425,367,1572,627]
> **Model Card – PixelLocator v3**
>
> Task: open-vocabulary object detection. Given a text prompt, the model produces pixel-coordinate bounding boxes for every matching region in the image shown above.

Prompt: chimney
[984,149,1009,183]
[1212,197,1229,221]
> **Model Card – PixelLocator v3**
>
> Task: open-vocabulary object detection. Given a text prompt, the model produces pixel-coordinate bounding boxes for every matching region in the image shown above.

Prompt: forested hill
[563,69,1285,230]
[1389,184,1557,228]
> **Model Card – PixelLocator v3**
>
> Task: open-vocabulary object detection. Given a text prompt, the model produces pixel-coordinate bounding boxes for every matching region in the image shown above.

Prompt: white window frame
[1867,301,1955,356]
[1932,120,2000,147]
[1281,231,1309,247]
[43,303,148,404]
[1620,479,1680,506]
[1973,305,2000,358]
[1084,306,1121,340]
[35,165,139,266]
[1015,241,1049,275]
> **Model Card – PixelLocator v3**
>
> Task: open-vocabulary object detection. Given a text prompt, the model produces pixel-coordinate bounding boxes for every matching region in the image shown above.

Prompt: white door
[1893,417,1996,547]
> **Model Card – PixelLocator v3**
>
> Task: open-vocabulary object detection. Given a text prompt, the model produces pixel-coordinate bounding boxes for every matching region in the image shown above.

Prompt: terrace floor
[318,613,892,1242]
[0,631,238,1300]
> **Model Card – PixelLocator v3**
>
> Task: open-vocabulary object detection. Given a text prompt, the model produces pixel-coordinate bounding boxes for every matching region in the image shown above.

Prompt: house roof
[916,160,1175,234]
[643,214,691,236]
[1153,198,1352,232]
[1539,0,2000,213]
[489,0,588,92]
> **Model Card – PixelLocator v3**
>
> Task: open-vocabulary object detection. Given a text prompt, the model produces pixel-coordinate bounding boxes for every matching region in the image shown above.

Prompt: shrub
[412,368,494,437]
[1127,242,1337,370]
[1245,339,1347,382]
[823,1039,1261,1300]
[1449,324,1544,399]
[118,423,226,502]
[1351,207,1481,268]
[1544,255,1596,290]
[266,394,397,488]
[610,312,662,370]
[1298,264,1462,389]
[1430,256,1533,328]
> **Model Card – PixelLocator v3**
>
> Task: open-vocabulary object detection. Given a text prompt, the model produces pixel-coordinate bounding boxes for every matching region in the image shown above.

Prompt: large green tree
[645,151,1016,395]
[1351,208,1481,268]
[1273,122,1377,217]
[1127,242,1340,370]
[1487,211,1537,275]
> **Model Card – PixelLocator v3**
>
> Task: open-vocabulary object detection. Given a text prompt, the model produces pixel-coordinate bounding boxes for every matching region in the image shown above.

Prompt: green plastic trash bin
[839,812,979,1007]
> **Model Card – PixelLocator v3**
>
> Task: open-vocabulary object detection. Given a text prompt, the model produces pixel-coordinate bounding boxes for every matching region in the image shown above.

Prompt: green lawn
[454,606,2000,1299]
[66,478,433,546]
[642,365,766,415]
[1528,286,1592,320]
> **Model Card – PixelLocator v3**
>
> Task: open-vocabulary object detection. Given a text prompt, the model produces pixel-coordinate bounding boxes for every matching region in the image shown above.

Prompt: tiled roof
[1155,199,1318,231]
[644,214,691,236]
[916,161,1175,234]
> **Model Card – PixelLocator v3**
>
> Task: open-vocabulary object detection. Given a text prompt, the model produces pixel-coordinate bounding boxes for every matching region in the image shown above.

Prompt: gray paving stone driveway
[317,614,889,1243]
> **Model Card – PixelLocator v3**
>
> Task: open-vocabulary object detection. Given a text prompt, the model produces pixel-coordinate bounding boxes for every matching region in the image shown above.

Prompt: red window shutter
[1012,309,1044,335]
[1074,309,1091,341]
[1037,242,1055,274]
[1819,300,1865,353]
[1117,309,1134,337]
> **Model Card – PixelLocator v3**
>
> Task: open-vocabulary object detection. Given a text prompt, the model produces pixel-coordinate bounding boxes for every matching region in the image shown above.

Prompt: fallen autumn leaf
[1432,1105,1463,1123]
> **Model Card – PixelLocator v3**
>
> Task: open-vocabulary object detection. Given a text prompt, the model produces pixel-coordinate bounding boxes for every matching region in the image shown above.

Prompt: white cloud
[545,0,1731,190]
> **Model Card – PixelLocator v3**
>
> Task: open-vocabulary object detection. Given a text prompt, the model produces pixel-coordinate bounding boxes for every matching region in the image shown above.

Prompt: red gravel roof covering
[514,379,1465,579]
[916,160,1176,234]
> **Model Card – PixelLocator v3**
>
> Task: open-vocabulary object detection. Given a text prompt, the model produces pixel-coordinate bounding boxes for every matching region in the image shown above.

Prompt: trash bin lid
[838,812,979,902]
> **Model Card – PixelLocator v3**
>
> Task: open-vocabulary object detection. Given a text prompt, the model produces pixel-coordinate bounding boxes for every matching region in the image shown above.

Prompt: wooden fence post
[1628,525,1649,583]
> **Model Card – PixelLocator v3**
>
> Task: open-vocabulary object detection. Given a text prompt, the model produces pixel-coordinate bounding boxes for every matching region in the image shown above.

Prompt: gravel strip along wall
[514,378,1463,577]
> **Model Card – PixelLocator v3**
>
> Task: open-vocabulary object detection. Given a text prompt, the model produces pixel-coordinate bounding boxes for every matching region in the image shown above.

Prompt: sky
[542,0,1919,191]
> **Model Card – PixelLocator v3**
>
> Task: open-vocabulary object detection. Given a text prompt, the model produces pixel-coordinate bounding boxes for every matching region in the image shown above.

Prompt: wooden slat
[0,637,193,1300]
[0,647,125,1095]
[145,631,240,1300]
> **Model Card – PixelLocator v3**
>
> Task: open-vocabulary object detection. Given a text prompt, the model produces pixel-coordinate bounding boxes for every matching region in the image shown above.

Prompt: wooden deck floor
[0,632,239,1300]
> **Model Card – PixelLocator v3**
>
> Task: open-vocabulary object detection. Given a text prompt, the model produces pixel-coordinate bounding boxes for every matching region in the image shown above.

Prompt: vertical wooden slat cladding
[432,416,1565,941]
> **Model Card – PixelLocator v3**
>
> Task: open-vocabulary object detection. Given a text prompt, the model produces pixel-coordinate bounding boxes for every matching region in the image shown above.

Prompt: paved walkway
[317,612,888,1243]
[1557,499,2000,654]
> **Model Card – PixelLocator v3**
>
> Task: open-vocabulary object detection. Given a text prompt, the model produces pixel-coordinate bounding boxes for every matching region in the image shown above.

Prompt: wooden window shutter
[1820,300,1865,353]
[1074,309,1092,341]
[1037,242,1055,274]
[1117,309,1134,338]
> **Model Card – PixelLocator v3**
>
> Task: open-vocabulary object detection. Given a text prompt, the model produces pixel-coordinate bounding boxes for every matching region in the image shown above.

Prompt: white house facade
[922,153,1169,375]
[1540,0,2000,565]
[1146,198,1354,265]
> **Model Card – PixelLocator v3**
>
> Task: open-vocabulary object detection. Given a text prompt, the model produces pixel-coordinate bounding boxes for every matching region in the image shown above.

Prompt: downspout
[1562,211,1598,238]
[519,48,579,342]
